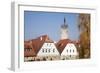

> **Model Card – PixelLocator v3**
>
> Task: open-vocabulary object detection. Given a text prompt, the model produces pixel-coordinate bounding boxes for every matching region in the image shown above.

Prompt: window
[70,55,71,57]
[73,49,74,53]
[30,48,32,51]
[24,49,26,51]
[25,48,32,51]
[27,48,30,51]
[25,48,27,51]
[70,49,71,53]
[46,49,47,53]
[66,49,68,52]
[47,43,48,46]
[48,49,50,53]
[42,49,44,53]
[49,43,51,46]
[53,49,55,52]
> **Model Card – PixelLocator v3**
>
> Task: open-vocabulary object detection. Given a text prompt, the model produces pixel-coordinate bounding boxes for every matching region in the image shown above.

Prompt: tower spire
[60,17,68,40]
[61,17,68,29]
[64,17,66,25]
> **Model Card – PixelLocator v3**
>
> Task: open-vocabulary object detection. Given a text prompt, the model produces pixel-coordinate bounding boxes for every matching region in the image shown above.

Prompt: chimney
[40,37,42,41]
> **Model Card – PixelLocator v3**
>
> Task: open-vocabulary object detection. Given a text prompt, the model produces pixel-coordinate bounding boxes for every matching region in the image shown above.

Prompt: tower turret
[60,17,68,40]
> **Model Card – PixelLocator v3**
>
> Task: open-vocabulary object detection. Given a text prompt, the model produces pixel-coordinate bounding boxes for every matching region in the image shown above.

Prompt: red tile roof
[24,41,36,57]
[56,39,72,54]
[24,35,53,57]
[24,35,79,57]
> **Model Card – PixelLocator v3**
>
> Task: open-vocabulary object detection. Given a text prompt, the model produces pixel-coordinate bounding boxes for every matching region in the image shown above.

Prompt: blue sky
[24,11,79,41]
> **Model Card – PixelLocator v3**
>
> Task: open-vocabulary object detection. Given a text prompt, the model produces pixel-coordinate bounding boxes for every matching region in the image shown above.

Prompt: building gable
[61,43,78,56]
[37,42,60,56]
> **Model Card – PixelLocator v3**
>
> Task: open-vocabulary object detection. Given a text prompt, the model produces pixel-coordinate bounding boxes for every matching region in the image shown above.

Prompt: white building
[61,43,78,60]
[24,18,79,61]
[58,17,79,60]
[37,42,60,56]
[37,36,60,60]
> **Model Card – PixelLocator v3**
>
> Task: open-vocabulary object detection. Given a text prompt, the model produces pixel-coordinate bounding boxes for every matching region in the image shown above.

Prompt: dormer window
[25,48,32,51]
[29,48,32,51]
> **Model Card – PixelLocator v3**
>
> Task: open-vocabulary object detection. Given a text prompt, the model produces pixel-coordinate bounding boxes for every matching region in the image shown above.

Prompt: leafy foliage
[78,14,90,58]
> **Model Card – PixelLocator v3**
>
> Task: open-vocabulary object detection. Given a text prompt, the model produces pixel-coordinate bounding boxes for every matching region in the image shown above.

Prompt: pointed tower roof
[61,17,68,29]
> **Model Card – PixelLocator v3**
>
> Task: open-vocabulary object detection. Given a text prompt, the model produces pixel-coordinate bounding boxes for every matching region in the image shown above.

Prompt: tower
[60,17,68,40]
